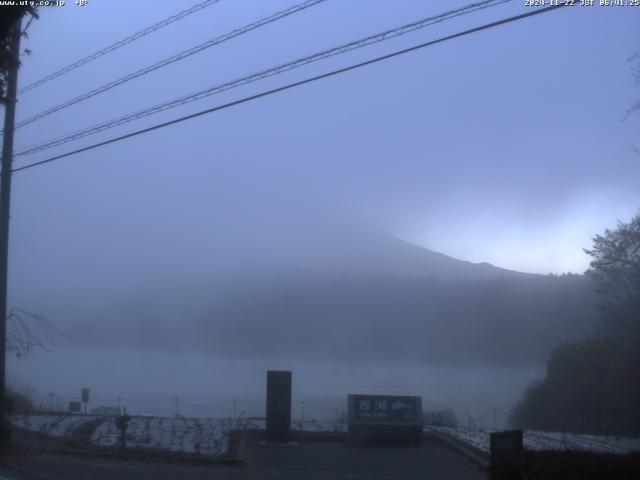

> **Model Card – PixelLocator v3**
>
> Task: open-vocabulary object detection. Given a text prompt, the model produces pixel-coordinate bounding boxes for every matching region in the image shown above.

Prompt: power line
[236,400,266,409]
[17,0,224,95]
[13,0,328,130]
[14,0,512,157]
[180,399,234,408]
[12,2,571,174]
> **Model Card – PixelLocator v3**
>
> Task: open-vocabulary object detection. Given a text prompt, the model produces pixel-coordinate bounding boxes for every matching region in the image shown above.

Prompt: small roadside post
[490,429,523,470]
[116,406,130,452]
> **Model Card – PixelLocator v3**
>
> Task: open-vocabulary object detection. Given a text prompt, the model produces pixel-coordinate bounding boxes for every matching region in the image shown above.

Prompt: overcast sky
[6,0,640,307]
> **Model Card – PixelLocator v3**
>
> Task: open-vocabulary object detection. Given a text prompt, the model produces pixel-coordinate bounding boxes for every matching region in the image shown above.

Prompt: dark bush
[5,388,35,415]
[490,450,640,480]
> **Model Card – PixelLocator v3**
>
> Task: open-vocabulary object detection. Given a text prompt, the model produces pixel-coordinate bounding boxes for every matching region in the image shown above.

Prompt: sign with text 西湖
[348,394,422,426]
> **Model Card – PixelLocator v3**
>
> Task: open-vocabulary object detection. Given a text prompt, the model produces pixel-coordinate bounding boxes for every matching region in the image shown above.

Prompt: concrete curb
[11,444,242,465]
[10,444,243,466]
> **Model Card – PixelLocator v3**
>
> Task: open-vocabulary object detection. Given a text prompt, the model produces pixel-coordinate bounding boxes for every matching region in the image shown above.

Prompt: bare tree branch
[6,308,65,358]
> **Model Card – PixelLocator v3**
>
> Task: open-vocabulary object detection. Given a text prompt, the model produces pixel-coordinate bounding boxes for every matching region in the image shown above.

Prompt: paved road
[0,439,487,479]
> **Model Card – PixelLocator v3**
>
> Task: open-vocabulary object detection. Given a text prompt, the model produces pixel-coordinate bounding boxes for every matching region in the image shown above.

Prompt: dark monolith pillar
[266,370,292,443]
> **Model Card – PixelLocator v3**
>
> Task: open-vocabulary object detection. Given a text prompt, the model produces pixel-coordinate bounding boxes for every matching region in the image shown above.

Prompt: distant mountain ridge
[336,232,531,280]
[266,223,534,280]
[165,214,535,281]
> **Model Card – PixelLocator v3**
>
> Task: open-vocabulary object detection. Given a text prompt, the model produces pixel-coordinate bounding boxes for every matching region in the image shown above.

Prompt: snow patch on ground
[90,416,236,456]
[238,417,346,433]
[425,426,640,455]
[291,418,346,433]
[10,414,236,456]
[17,415,639,457]
[9,414,99,440]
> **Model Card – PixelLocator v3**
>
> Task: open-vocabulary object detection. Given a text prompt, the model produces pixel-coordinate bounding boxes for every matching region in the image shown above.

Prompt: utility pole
[0,17,22,438]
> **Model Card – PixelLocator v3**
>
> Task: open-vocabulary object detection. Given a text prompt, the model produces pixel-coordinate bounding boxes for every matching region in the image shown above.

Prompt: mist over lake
[7,228,593,426]
[8,345,542,428]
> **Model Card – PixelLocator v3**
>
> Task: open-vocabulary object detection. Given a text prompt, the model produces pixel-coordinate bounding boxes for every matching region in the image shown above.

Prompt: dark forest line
[510,212,640,436]
[199,273,595,365]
